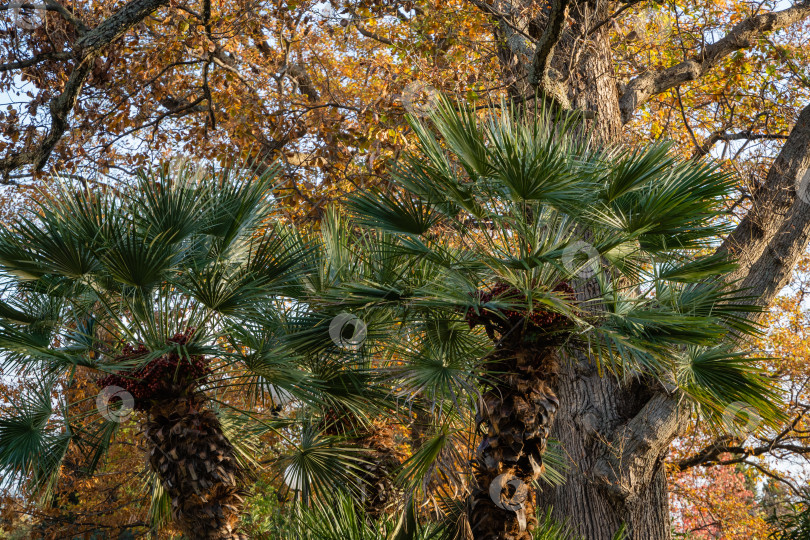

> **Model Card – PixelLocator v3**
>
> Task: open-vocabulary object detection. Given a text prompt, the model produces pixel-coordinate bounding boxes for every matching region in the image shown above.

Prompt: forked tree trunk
[470,346,561,539]
[145,398,246,540]
[537,7,676,536]
[538,358,674,539]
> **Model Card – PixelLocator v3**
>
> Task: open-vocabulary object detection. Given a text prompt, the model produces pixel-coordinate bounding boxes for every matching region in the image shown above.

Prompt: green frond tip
[0,384,71,499]
[348,189,443,235]
[677,346,786,432]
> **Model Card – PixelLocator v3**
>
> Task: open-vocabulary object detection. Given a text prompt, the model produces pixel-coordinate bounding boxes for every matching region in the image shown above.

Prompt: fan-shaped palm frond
[0,379,71,500]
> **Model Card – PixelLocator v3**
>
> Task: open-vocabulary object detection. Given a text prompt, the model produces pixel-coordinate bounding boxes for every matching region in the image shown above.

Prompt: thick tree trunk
[145,398,246,540]
[538,361,676,539]
[490,2,675,537]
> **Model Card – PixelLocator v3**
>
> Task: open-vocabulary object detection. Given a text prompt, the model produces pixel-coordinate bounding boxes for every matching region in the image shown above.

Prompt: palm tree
[280,208,426,516]
[0,163,322,539]
[340,100,783,539]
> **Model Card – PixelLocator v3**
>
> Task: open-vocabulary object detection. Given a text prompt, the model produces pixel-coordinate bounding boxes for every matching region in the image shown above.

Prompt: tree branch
[350,14,395,46]
[43,0,88,32]
[619,1,810,123]
[74,0,168,56]
[671,435,741,470]
[0,0,171,177]
[0,51,71,72]
[529,0,571,111]
[284,63,320,102]
[719,101,810,304]
[592,102,810,501]
[531,0,569,80]
[0,2,88,31]
[466,0,537,48]
[592,390,689,502]
[695,130,790,157]
[588,0,643,36]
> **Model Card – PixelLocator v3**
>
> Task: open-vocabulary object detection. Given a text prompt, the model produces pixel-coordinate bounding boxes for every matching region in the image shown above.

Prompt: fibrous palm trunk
[145,397,246,540]
[470,346,560,539]
[358,427,405,516]
[322,414,405,516]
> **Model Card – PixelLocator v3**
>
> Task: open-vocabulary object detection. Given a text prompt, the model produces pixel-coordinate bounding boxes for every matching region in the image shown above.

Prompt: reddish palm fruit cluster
[96,329,211,411]
[465,280,575,331]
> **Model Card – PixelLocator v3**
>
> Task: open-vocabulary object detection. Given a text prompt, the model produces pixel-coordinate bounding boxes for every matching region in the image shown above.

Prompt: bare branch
[673,411,809,470]
[466,0,537,48]
[0,51,71,71]
[351,15,395,46]
[695,130,790,157]
[671,435,742,470]
[43,0,88,32]
[0,2,88,31]
[619,1,810,123]
[588,0,643,36]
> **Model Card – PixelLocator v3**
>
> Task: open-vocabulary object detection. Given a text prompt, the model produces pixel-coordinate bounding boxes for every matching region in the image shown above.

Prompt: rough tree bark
[478,0,810,538]
[471,344,562,538]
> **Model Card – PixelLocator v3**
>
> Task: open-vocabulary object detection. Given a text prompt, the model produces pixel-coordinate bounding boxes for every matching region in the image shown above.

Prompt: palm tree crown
[340,100,782,538]
[0,163,320,539]
[0,104,785,539]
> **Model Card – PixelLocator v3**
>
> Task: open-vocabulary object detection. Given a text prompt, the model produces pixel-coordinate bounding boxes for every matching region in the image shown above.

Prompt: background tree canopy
[1,0,810,539]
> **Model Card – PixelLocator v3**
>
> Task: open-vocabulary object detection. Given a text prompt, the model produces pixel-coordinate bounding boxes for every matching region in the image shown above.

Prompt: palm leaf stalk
[343,99,783,539]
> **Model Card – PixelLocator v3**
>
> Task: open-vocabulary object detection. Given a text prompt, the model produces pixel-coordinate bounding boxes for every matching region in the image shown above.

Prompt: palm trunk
[320,411,404,516]
[358,427,405,516]
[470,347,560,539]
[145,397,245,540]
